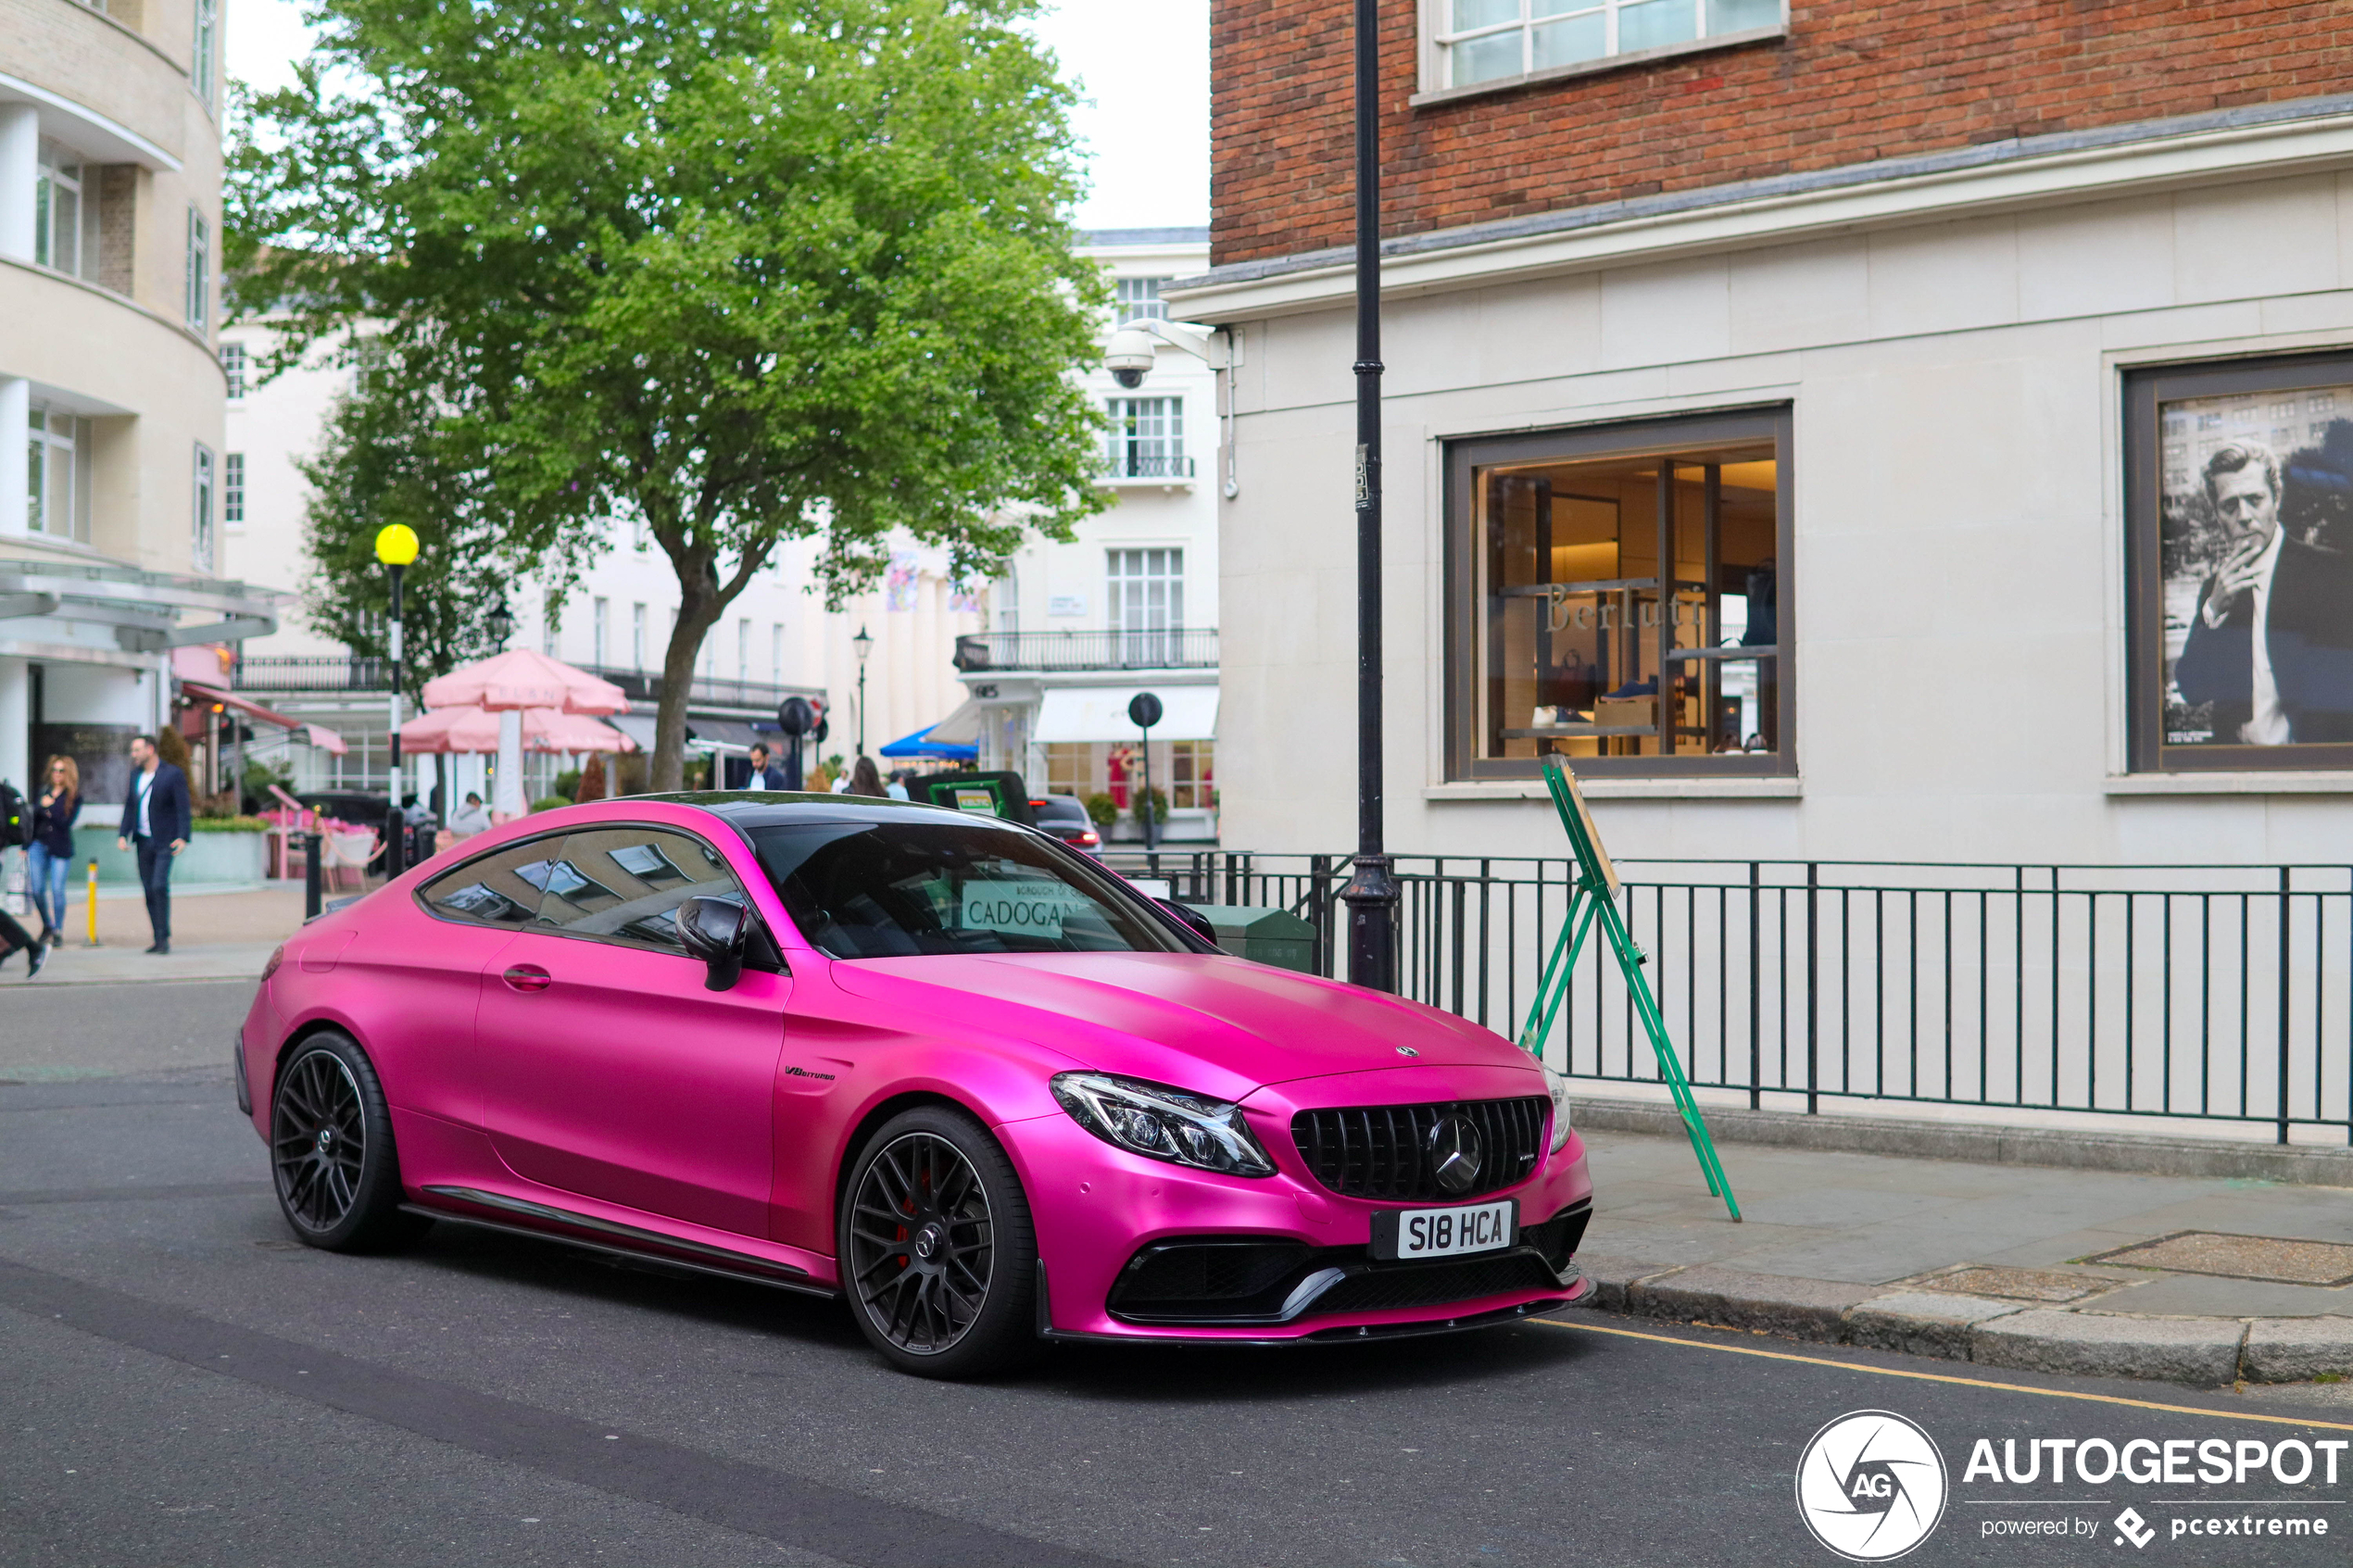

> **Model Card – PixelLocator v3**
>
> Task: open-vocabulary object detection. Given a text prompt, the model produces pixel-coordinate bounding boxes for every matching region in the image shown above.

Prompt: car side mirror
[676,896,749,991]
[1156,898,1221,951]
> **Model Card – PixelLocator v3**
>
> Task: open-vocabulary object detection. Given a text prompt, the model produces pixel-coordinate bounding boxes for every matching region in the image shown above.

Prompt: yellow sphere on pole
[373,523,421,567]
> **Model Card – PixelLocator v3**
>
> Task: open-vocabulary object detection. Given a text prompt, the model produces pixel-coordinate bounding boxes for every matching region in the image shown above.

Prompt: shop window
[1043,742,1091,798]
[2125,351,2353,771]
[1444,408,1791,780]
[1171,740,1215,809]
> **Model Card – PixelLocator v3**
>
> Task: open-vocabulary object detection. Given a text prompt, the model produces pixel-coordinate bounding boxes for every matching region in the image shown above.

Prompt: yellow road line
[1539,1317,2353,1432]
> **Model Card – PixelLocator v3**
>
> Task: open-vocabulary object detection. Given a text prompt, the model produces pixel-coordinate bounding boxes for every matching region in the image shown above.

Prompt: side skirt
[407,1185,840,1301]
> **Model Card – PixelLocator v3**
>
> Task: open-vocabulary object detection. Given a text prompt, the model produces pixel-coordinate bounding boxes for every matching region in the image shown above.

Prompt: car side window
[528,825,748,956]
[417,837,565,927]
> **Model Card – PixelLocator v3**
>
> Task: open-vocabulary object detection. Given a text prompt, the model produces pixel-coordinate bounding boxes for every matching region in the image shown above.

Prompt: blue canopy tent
[879,723,978,761]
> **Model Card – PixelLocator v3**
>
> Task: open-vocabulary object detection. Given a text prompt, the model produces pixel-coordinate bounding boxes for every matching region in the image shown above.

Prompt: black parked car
[1029,794,1102,857]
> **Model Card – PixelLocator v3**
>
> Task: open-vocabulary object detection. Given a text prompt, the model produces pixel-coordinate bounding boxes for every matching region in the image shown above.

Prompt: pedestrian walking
[746,743,786,790]
[115,734,190,956]
[0,901,44,977]
[27,755,80,947]
[847,755,887,797]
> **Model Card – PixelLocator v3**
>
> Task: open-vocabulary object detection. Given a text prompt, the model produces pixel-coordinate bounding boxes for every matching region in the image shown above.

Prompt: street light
[851,624,874,757]
[485,596,515,651]
[373,523,418,877]
[1338,0,1398,992]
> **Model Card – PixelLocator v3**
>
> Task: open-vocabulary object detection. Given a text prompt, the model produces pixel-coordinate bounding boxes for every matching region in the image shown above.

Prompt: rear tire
[270,1031,429,1253]
[838,1106,1038,1379]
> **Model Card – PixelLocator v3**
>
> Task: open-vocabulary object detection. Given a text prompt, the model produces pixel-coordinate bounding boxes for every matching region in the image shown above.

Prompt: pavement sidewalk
[3,883,317,985]
[1575,1117,2353,1387]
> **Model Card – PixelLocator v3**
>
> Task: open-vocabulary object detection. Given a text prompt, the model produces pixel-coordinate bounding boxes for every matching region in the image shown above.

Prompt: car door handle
[502,964,552,993]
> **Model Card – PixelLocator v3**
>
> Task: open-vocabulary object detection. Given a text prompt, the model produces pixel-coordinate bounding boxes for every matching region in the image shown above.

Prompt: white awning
[1034,685,1217,743]
[926,698,989,745]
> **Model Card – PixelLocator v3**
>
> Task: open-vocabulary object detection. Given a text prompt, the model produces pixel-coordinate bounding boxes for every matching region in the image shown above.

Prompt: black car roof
[631,791,1007,832]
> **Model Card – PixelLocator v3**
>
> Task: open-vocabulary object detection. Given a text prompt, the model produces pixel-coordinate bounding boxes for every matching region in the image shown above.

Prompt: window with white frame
[995,564,1019,634]
[192,444,216,571]
[184,207,209,331]
[193,0,219,104]
[737,617,750,679]
[221,342,245,398]
[593,597,610,666]
[1434,0,1783,91]
[1105,397,1188,480]
[28,408,94,544]
[771,622,784,684]
[222,452,244,530]
[633,603,648,670]
[1114,276,1170,322]
[1107,547,1183,663]
[34,143,100,281]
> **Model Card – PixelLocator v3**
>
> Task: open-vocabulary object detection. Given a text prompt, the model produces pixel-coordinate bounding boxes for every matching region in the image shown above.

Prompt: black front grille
[1291,1097,1548,1201]
[1306,1253,1561,1317]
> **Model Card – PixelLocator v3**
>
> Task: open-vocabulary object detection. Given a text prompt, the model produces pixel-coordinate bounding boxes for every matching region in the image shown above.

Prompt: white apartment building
[942,228,1224,839]
[2,0,279,813]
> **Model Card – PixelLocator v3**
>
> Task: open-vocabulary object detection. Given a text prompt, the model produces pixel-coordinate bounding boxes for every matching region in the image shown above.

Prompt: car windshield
[745,819,1186,958]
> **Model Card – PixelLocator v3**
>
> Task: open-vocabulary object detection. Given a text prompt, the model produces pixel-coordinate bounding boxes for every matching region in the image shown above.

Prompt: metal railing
[1102,452,1195,481]
[953,628,1218,672]
[574,665,822,713]
[1104,852,2353,1144]
[231,655,393,692]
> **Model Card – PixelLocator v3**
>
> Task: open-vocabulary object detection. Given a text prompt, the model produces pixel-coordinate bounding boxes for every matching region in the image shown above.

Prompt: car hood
[824,951,1536,1101]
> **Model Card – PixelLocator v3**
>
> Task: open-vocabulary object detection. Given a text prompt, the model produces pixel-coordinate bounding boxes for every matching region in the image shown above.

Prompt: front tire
[270,1031,428,1253]
[838,1106,1038,1379]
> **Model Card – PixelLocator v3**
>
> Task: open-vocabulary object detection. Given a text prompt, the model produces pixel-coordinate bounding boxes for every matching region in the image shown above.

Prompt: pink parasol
[421,648,629,715]
[398,705,635,754]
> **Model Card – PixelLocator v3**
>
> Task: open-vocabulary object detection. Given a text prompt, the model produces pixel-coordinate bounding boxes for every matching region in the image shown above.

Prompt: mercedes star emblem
[1426,1113,1484,1195]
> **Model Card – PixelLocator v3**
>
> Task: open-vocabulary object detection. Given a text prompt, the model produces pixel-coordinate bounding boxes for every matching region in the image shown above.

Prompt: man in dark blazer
[115,735,191,955]
[2175,442,2353,746]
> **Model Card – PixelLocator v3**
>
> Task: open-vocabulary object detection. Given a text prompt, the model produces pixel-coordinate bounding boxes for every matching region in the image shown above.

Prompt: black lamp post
[852,624,874,757]
[373,525,418,877]
[1338,0,1398,992]
[486,596,515,651]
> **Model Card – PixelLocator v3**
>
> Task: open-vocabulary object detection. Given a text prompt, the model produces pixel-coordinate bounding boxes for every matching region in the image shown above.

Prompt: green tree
[230,0,1109,786]
[296,358,541,696]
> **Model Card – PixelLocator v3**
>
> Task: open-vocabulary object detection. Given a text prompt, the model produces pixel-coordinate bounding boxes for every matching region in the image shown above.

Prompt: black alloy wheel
[269,1031,427,1253]
[839,1106,1037,1378]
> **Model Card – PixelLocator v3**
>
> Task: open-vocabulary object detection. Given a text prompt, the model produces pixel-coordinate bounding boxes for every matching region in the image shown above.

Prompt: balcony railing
[953,628,1218,672]
[575,665,822,712]
[231,655,392,692]
[228,655,816,712]
[1101,452,1195,482]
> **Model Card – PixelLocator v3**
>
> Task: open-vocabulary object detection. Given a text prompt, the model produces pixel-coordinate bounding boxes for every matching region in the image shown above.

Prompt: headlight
[1541,1060,1573,1154]
[1050,1072,1277,1177]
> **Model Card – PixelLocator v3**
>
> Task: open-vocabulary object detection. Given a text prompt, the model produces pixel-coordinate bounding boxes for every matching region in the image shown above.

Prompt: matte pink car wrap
[241,795,1595,1360]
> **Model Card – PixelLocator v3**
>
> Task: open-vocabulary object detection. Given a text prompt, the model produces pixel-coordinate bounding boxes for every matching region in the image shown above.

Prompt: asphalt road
[4,982,2351,1567]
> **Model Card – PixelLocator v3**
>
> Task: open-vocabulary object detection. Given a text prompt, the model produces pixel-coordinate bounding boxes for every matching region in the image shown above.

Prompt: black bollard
[303,831,323,920]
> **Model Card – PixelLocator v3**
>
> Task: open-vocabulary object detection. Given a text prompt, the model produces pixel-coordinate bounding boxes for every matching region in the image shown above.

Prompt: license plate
[1370,1198,1518,1261]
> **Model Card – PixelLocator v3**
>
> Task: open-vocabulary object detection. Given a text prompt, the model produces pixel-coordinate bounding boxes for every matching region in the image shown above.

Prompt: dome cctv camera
[1104,326,1158,390]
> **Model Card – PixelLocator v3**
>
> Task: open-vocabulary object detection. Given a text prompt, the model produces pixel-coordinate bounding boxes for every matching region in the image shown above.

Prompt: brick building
[1173,1,2353,866]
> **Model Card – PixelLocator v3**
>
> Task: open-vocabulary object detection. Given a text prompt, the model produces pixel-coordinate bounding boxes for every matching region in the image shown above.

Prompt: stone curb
[1571,1256,2353,1386]
[1572,1097,2353,1186]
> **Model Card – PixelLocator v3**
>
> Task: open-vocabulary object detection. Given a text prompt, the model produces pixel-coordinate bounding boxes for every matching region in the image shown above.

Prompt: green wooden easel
[1517,756,1741,1221]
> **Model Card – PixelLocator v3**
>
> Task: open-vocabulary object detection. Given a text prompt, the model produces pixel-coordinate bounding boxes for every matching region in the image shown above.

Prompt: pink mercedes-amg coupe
[238,794,1595,1377]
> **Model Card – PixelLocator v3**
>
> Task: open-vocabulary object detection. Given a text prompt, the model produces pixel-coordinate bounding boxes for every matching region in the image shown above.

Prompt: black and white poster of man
[2159,387,2353,751]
